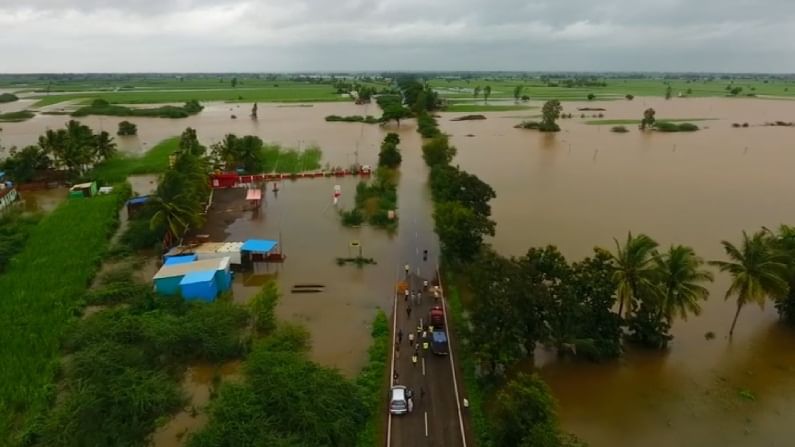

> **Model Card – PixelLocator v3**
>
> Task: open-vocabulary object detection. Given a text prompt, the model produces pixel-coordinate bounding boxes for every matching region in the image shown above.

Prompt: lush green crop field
[92,137,179,183]
[31,85,348,107]
[0,191,126,441]
[430,78,795,101]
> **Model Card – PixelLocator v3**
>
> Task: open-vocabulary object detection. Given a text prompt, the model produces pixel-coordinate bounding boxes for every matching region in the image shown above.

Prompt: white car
[389,385,409,415]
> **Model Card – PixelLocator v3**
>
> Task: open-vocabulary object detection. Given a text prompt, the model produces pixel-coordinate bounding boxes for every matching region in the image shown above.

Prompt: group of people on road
[393,260,440,414]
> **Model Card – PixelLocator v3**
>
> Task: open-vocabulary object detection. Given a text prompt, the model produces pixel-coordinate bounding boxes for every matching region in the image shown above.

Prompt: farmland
[92,137,180,183]
[0,189,127,441]
[431,77,795,101]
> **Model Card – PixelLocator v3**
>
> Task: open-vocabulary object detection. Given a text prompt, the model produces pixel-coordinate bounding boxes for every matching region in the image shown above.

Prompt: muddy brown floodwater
[4,97,795,446]
[440,97,795,447]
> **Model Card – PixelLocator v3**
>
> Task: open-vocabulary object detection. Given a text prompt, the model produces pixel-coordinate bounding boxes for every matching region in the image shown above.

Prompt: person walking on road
[411,351,418,366]
[393,369,399,383]
[404,264,410,278]
[404,289,409,302]
[423,280,429,290]
[397,329,403,345]
[406,305,412,318]
[422,340,429,353]
[408,332,415,346]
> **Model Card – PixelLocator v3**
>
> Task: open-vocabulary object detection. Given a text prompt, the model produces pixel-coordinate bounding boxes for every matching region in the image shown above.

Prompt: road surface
[387,268,467,447]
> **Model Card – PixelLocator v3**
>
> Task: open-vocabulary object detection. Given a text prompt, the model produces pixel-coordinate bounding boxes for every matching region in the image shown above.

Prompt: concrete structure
[153,257,232,296]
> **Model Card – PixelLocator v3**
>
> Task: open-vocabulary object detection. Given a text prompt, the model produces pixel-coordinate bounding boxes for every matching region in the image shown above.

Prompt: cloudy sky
[1,0,794,73]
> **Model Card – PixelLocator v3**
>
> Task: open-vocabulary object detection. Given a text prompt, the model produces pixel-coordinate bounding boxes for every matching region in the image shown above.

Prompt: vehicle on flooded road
[431,329,449,355]
[389,385,409,415]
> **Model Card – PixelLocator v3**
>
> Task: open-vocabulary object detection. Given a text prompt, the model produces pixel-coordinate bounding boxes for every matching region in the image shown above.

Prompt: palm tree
[709,231,789,336]
[653,245,714,323]
[93,131,117,162]
[483,85,492,103]
[603,232,659,318]
[149,195,195,244]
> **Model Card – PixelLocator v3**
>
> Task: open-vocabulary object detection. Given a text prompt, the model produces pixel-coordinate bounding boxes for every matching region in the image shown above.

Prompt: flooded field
[439,97,795,447]
[4,97,795,445]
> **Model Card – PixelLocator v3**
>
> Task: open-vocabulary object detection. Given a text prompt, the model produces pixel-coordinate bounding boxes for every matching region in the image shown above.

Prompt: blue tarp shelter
[179,270,219,301]
[164,254,198,266]
[126,196,150,206]
[241,239,278,253]
[153,258,228,295]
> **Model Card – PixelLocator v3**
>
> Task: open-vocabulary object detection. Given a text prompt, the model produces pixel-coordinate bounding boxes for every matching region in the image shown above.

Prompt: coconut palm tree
[653,245,714,323]
[603,232,659,318]
[93,130,117,163]
[710,230,789,336]
[149,195,194,245]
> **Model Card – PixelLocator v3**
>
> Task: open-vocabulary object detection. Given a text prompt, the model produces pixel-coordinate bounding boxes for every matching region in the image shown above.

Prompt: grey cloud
[1,0,794,72]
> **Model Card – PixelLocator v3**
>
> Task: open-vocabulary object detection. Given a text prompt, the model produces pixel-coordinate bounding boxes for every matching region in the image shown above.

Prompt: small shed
[241,239,281,267]
[179,270,219,301]
[246,188,262,208]
[69,182,98,199]
[214,256,233,291]
[126,195,150,217]
[153,258,228,295]
[164,254,198,266]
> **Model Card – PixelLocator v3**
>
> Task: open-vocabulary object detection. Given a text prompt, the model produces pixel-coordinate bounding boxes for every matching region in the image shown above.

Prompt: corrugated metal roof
[153,257,229,279]
[241,239,278,252]
[164,254,198,266]
[179,270,216,285]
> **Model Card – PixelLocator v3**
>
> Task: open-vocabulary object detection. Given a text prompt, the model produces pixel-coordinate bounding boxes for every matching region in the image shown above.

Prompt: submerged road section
[387,266,467,447]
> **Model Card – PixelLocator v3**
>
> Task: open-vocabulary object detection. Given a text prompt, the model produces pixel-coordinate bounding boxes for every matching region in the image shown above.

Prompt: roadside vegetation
[72,99,204,118]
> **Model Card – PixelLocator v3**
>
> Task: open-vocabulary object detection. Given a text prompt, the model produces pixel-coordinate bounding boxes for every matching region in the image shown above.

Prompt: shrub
[611,126,629,133]
[625,94,634,100]
[742,122,749,127]
[655,122,699,132]
[117,120,138,136]
[0,93,18,103]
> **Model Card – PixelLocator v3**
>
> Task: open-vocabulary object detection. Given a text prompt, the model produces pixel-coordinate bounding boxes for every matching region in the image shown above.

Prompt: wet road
[388,268,466,447]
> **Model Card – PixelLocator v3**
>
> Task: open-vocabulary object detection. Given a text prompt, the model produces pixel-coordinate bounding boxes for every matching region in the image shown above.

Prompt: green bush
[355,310,389,447]
[72,101,204,119]
[325,115,381,124]
[0,110,35,122]
[0,93,18,103]
[655,121,699,132]
[611,125,629,133]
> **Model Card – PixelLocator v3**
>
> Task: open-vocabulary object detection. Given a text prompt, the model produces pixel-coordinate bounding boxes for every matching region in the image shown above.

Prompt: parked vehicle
[429,305,444,328]
[431,329,449,355]
[389,385,409,415]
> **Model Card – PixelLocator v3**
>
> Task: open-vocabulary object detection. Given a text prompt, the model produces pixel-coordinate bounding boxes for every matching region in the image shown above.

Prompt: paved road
[388,267,466,447]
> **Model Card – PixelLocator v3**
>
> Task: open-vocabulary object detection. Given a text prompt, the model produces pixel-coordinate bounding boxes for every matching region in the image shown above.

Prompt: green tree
[429,164,495,217]
[211,133,240,170]
[434,201,494,262]
[422,135,457,167]
[149,194,193,242]
[1,145,51,182]
[541,99,562,131]
[653,245,713,324]
[231,77,238,88]
[178,127,204,156]
[483,85,492,103]
[237,135,264,172]
[625,94,634,100]
[251,102,258,119]
[587,93,595,101]
[492,373,565,447]
[769,225,795,324]
[93,130,117,162]
[640,108,656,130]
[377,133,402,168]
[116,120,137,136]
[601,232,659,318]
[513,85,524,103]
[665,85,672,100]
[710,231,789,336]
[473,85,481,99]
[381,104,410,127]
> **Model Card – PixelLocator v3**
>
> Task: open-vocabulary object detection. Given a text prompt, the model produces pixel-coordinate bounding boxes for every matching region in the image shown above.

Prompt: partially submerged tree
[540,99,562,132]
[601,232,659,318]
[483,85,492,103]
[513,85,524,103]
[117,120,137,136]
[710,231,789,336]
[640,108,656,130]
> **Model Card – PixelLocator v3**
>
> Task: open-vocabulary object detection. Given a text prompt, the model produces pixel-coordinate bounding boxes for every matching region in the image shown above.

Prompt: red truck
[429,305,444,329]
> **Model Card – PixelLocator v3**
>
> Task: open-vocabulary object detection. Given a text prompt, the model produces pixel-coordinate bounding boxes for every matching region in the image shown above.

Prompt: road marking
[422,357,426,376]
[386,265,399,447]
[438,266,468,447]
[424,411,429,438]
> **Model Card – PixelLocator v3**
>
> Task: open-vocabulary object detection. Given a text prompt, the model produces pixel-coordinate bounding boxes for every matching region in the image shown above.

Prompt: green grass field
[584,118,717,125]
[92,137,179,183]
[444,103,536,112]
[430,78,795,101]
